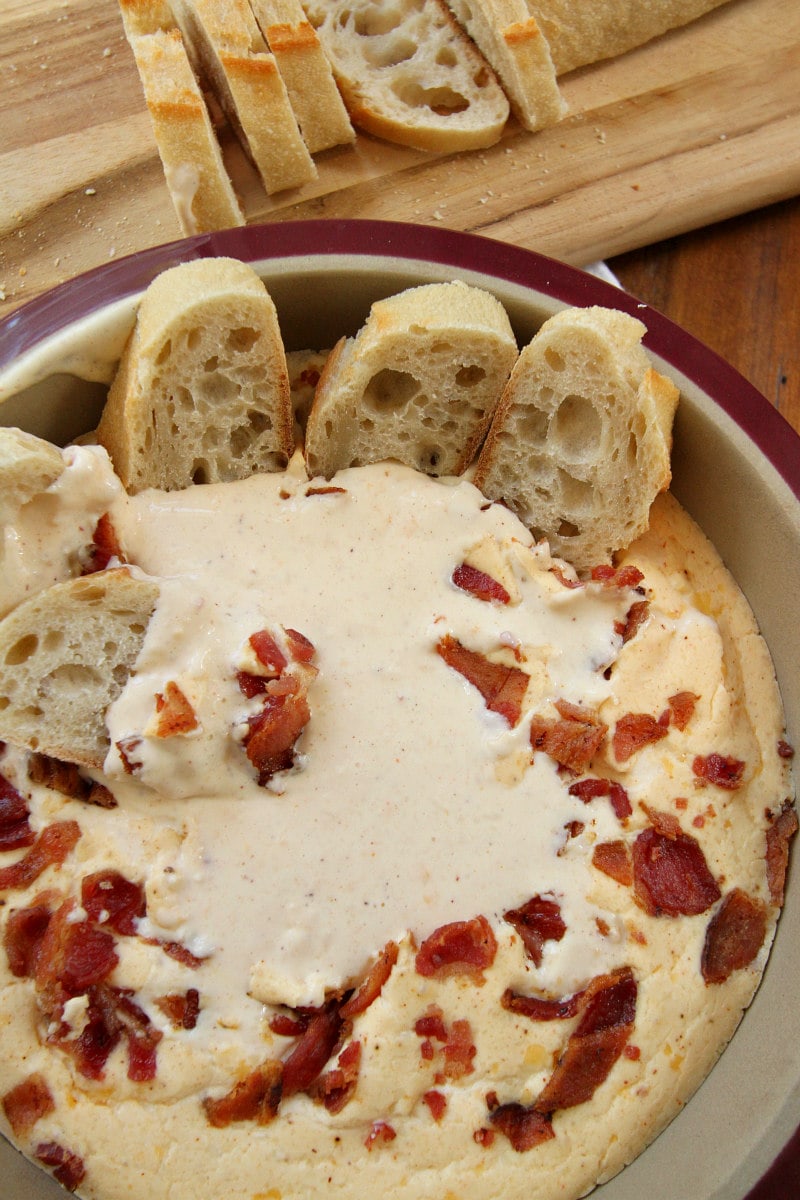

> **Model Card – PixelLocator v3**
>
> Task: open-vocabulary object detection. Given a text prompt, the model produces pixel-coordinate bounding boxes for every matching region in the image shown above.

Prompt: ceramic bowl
[1,220,798,1200]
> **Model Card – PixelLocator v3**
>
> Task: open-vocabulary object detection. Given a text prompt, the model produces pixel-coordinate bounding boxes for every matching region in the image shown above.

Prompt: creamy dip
[100,452,641,1011]
[0,444,793,1200]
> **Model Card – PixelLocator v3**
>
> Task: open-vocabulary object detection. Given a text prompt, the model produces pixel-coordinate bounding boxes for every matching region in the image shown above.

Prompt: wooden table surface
[611,192,800,439]
[0,0,798,439]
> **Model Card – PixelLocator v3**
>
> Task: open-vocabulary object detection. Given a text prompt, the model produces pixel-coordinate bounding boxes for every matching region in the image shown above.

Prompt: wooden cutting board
[1,0,799,320]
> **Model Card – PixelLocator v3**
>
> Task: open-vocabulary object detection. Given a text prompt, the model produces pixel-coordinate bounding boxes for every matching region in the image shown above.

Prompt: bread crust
[0,569,159,768]
[96,257,294,493]
[473,305,679,571]
[172,0,317,192]
[527,0,733,75]
[304,280,518,478]
[444,0,565,131]
[118,2,245,234]
[249,0,355,152]
[302,0,510,152]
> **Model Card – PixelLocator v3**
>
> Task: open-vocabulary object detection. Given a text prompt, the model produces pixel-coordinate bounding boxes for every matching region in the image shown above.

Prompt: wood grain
[612,194,800,435]
[1,0,799,320]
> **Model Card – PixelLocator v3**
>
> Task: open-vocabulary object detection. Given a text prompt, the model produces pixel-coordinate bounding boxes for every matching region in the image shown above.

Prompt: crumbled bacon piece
[413,1007,475,1079]
[414,1005,448,1044]
[550,565,582,589]
[668,691,698,731]
[766,801,798,907]
[249,630,288,677]
[340,941,398,1018]
[281,1004,344,1099]
[692,753,745,790]
[364,1119,396,1150]
[154,681,198,737]
[81,870,145,936]
[778,739,795,759]
[27,753,116,807]
[305,485,347,496]
[313,1039,362,1113]
[489,1102,555,1152]
[156,988,200,1030]
[245,682,311,785]
[142,937,207,969]
[3,898,53,977]
[38,909,119,995]
[285,628,316,663]
[116,736,144,775]
[530,700,607,772]
[612,712,669,763]
[632,824,720,917]
[590,564,644,590]
[203,1061,283,1127]
[503,895,566,967]
[0,771,34,850]
[439,1018,476,1081]
[619,599,650,643]
[2,1073,55,1135]
[452,562,511,604]
[115,989,163,1082]
[501,987,584,1022]
[82,512,125,575]
[423,1089,447,1122]
[701,888,769,985]
[55,983,158,1082]
[415,915,497,980]
[27,754,83,798]
[535,967,637,1113]
[35,1141,86,1192]
[473,1126,496,1147]
[269,1011,309,1037]
[0,820,81,892]
[437,634,529,727]
[592,840,633,887]
[568,776,632,820]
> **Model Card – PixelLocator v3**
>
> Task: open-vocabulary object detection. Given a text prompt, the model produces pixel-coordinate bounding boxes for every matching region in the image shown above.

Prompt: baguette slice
[301,0,510,152]
[118,1,245,234]
[0,428,65,526]
[172,0,317,193]
[473,306,679,571]
[304,281,517,479]
[527,0,732,75]
[96,257,293,493]
[445,0,565,131]
[0,569,159,768]
[248,0,354,152]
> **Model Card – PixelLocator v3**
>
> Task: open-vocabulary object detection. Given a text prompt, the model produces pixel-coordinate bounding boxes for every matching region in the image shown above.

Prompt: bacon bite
[239,627,317,785]
[415,915,497,980]
[530,701,607,773]
[632,816,720,917]
[436,635,529,727]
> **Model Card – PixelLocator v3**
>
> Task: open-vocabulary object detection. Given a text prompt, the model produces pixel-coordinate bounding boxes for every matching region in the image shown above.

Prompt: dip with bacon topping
[0,447,794,1200]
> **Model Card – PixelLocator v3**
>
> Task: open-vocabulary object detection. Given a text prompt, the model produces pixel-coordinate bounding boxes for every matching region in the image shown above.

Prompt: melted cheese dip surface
[0,447,793,1200]
[103,455,641,1010]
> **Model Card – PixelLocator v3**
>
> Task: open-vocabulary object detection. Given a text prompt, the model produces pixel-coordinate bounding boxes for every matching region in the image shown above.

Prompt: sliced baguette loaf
[473,305,679,571]
[248,0,355,152]
[0,569,159,768]
[527,0,732,75]
[96,257,293,493]
[172,0,317,193]
[0,428,65,526]
[301,0,510,152]
[118,1,245,234]
[304,280,517,479]
[444,0,565,132]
